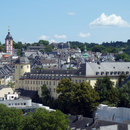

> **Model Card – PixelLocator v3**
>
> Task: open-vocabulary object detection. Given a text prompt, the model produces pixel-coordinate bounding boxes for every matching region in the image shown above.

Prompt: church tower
[5,27,13,55]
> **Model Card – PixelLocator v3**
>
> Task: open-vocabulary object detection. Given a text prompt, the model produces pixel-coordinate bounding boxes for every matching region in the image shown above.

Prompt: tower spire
[8,26,10,33]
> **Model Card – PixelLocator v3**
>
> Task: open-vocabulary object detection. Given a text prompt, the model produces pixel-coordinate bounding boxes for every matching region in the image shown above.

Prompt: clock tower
[5,27,13,55]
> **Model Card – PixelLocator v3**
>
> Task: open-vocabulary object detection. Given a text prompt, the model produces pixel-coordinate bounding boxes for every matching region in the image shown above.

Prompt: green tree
[56,78,100,117]
[23,108,69,130]
[44,45,53,52]
[118,81,130,108]
[41,85,54,107]
[8,82,15,88]
[115,53,130,62]
[38,40,49,46]
[118,74,128,86]
[0,104,23,130]
[94,76,119,106]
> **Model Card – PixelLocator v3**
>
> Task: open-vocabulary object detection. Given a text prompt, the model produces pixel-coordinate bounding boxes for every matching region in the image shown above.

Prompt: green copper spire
[83,45,88,59]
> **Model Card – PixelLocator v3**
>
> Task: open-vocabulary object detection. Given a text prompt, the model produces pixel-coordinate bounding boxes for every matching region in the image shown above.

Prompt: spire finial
[8,26,10,33]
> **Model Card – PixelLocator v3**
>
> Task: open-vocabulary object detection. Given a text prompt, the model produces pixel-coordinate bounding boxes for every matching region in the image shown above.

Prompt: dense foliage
[41,77,130,118]
[94,76,119,106]
[118,81,130,108]
[56,78,100,117]
[0,104,69,130]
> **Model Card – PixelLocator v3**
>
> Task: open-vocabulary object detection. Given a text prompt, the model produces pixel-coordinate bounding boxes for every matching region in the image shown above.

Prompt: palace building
[15,50,130,99]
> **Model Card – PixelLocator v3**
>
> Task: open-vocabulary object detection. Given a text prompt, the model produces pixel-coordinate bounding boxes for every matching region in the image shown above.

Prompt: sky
[0,0,130,44]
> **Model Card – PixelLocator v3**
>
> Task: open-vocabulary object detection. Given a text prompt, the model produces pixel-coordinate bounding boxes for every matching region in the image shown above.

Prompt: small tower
[83,45,88,59]
[5,27,13,55]
[15,49,30,89]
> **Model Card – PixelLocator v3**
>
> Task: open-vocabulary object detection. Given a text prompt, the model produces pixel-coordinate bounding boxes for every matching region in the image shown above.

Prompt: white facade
[6,40,13,55]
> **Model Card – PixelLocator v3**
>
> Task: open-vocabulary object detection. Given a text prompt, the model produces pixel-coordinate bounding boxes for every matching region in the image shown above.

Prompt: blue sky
[0,0,130,44]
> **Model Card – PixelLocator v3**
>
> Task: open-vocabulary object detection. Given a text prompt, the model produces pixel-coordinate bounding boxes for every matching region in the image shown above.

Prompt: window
[118,72,121,75]
[110,72,113,75]
[96,72,99,75]
[53,81,55,85]
[106,72,109,75]
[114,71,117,75]
[126,71,129,75]
[101,72,104,75]
[41,81,43,84]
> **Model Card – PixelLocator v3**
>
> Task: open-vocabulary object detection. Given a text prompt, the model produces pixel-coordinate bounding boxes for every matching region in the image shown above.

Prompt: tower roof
[5,32,13,40]
[15,49,30,64]
[5,27,13,40]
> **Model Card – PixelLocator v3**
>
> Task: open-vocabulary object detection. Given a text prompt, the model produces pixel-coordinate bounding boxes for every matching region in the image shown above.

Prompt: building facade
[15,55,130,99]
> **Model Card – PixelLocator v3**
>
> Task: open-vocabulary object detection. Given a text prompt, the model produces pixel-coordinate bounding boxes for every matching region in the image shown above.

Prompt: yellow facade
[15,63,119,99]
[15,63,30,89]
[0,78,4,86]
[18,79,59,99]
[72,76,118,88]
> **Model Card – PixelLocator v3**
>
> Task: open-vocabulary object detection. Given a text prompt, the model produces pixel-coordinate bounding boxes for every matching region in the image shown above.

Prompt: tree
[44,45,53,52]
[115,53,130,62]
[41,85,54,107]
[56,78,100,117]
[0,104,23,130]
[8,82,15,88]
[118,74,128,87]
[22,108,69,130]
[94,76,119,106]
[118,81,130,108]
[38,40,49,46]
[0,104,70,130]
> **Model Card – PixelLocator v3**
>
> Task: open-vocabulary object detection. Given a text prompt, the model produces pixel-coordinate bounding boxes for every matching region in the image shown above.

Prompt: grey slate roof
[86,62,130,76]
[68,115,129,130]
[0,65,14,78]
[20,69,78,80]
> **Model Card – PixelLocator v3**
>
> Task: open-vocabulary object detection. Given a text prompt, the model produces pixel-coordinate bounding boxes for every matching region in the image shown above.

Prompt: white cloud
[79,32,91,38]
[90,13,130,27]
[68,12,76,16]
[50,39,57,43]
[39,35,49,40]
[54,34,67,39]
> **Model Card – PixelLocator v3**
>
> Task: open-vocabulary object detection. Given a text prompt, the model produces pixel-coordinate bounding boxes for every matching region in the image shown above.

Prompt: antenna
[8,26,10,32]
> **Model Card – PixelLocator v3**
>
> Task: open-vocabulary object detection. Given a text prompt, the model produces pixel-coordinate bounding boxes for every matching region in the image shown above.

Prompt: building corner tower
[15,49,31,89]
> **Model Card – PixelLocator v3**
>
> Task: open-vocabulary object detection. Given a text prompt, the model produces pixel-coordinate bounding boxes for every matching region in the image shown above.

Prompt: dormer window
[110,72,113,75]
[114,71,117,75]
[106,72,109,75]
[118,72,121,75]
[101,72,104,75]
[96,72,99,75]
[126,71,129,75]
